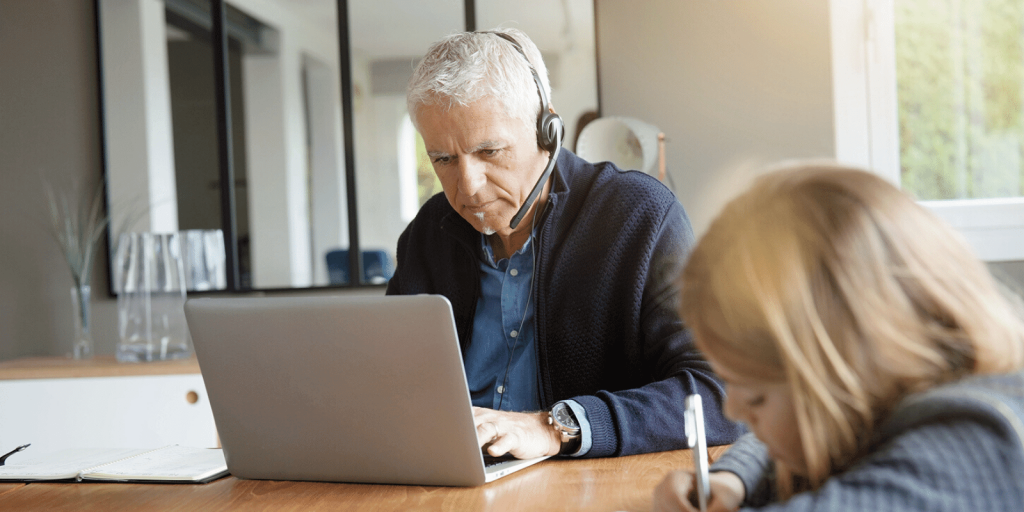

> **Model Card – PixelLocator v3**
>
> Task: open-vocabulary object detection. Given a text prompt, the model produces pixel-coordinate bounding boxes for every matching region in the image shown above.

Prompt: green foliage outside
[895,0,1024,200]
[414,132,444,206]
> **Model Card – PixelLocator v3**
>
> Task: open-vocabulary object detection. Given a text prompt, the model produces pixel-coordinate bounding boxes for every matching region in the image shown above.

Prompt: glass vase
[71,284,93,360]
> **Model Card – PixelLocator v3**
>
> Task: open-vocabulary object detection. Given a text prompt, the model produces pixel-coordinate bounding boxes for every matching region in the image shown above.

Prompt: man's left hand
[473,407,562,459]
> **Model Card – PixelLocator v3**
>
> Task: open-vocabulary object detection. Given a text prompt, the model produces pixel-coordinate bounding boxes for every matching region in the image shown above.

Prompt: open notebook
[0,445,228,483]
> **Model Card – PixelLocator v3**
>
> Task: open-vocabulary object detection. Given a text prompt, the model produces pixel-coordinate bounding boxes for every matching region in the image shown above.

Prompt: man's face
[416,96,549,237]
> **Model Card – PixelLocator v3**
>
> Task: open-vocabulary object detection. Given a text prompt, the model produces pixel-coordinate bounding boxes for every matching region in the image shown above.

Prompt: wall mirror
[98,0,598,293]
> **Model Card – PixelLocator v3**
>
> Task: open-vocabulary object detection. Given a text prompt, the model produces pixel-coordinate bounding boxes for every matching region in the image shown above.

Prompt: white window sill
[920,198,1024,262]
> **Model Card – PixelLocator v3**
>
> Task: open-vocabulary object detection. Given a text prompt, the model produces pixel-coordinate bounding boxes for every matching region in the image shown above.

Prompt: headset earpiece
[480,31,563,152]
[538,111,564,153]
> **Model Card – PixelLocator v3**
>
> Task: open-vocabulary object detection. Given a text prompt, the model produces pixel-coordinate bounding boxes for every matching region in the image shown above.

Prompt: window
[832,0,1024,261]
[398,115,443,223]
[896,0,1024,201]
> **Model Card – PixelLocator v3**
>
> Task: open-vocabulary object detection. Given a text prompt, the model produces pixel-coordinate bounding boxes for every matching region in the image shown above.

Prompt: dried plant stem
[45,180,109,290]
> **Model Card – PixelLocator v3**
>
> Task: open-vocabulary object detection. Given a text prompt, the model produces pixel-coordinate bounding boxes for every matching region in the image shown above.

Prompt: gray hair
[406,27,552,133]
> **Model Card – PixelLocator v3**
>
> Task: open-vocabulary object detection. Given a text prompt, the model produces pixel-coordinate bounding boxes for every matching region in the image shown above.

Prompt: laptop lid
[185,294,546,487]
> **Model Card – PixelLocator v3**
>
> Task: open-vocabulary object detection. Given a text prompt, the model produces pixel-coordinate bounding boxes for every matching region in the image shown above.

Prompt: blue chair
[325,249,395,285]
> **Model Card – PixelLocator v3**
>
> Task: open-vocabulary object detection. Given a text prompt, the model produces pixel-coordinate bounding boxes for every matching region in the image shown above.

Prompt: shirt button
[510,269,519,277]
[497,385,505,394]
[510,330,518,338]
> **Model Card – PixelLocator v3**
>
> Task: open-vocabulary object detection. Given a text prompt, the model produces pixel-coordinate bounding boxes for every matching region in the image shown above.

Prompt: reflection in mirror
[347,0,464,286]
[164,0,250,287]
[477,0,599,150]
[100,0,598,292]
[226,0,346,289]
[101,0,346,291]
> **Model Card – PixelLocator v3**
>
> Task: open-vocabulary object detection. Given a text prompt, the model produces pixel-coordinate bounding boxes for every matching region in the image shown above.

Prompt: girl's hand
[653,470,746,512]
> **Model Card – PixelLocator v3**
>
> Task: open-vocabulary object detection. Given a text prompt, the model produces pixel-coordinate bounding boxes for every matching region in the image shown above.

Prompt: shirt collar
[480,229,535,267]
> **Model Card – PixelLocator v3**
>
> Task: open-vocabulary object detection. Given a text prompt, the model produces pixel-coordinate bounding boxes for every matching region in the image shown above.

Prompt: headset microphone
[484,32,565,230]
[510,124,562,229]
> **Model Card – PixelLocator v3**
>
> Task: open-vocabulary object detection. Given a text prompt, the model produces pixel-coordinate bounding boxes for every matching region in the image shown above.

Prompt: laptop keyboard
[483,455,518,468]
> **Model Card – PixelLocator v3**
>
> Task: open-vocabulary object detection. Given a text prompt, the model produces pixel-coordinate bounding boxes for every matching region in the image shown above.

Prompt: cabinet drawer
[0,374,217,455]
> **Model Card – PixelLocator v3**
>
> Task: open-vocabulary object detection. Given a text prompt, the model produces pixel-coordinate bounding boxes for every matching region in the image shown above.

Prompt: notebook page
[82,446,227,481]
[0,448,147,480]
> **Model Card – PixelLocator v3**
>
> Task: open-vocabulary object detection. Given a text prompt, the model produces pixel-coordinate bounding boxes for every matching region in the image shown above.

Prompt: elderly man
[387,28,742,459]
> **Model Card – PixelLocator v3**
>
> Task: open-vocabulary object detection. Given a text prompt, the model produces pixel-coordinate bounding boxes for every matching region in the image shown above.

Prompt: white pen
[685,395,710,512]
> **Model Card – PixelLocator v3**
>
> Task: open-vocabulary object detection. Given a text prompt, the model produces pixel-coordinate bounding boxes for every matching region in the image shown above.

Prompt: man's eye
[481,149,499,156]
[432,156,452,165]
[747,395,765,407]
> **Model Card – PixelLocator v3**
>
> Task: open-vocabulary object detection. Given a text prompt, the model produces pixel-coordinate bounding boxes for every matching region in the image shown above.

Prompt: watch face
[554,403,579,429]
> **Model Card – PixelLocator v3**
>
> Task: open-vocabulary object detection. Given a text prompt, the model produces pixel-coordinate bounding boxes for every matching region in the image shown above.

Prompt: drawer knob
[186,391,199,404]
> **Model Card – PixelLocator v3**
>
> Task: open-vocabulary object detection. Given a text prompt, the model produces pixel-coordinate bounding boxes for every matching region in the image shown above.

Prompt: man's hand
[653,470,746,512]
[473,407,562,459]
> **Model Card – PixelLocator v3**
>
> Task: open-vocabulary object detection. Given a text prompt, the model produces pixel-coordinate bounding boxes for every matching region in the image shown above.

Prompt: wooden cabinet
[0,357,217,456]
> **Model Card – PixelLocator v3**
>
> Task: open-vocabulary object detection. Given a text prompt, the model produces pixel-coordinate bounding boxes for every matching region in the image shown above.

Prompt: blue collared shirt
[464,232,593,456]
[465,233,540,411]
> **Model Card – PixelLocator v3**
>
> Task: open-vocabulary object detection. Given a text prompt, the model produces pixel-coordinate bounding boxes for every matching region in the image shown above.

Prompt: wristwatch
[547,401,582,455]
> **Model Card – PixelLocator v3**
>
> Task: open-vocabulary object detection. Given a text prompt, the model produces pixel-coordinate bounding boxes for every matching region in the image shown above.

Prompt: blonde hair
[681,162,1024,496]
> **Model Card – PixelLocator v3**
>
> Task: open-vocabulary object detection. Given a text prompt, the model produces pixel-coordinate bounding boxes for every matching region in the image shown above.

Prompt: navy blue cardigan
[387,149,743,457]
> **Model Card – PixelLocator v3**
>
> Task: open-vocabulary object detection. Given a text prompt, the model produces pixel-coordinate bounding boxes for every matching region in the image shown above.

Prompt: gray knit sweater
[710,371,1024,511]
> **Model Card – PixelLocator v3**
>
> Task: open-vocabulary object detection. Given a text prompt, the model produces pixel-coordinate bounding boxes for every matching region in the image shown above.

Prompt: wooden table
[0,446,728,511]
[0,355,201,380]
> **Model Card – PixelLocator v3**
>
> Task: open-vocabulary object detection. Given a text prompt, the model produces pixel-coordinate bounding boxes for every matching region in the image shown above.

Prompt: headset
[483,32,564,230]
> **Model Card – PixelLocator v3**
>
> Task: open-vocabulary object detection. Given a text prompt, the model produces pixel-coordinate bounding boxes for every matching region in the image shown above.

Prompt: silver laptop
[184,294,549,486]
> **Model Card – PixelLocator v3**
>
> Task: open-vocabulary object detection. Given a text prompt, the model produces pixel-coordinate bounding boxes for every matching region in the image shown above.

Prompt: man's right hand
[473,407,562,459]
[653,470,746,512]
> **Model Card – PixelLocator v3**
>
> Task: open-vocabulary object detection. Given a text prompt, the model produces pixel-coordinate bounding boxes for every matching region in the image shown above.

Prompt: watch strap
[559,435,581,455]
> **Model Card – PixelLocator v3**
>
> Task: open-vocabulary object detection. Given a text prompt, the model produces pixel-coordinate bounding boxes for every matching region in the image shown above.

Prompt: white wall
[596,0,836,237]
[0,1,119,359]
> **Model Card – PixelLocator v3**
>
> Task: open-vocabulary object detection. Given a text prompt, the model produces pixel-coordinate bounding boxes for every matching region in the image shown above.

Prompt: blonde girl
[654,163,1024,511]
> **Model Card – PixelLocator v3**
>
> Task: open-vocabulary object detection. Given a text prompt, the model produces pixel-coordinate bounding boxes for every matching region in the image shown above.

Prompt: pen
[685,395,710,512]
[0,444,30,466]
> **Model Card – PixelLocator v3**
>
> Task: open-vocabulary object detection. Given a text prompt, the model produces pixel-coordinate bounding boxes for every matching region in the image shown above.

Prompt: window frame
[830,0,1024,262]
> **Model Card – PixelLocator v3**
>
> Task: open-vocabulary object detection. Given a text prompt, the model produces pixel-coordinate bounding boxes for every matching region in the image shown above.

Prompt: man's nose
[457,158,487,197]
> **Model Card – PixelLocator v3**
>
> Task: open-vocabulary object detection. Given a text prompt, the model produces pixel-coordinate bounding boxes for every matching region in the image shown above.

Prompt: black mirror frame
[95,0,600,296]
